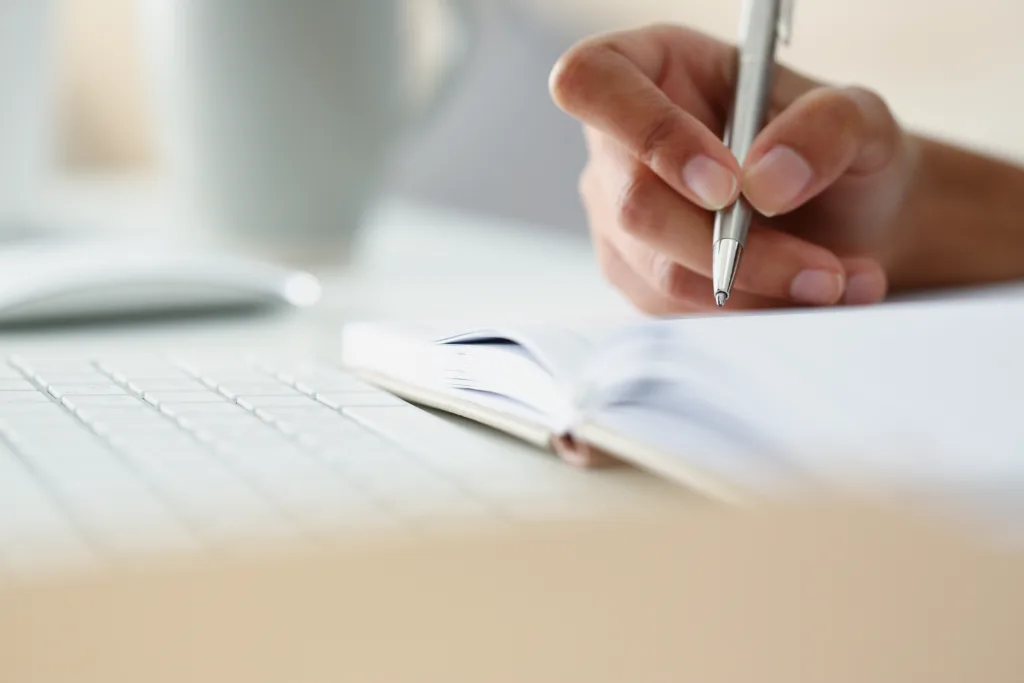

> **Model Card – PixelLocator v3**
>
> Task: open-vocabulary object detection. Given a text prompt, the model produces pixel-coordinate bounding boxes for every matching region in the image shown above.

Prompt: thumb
[741,86,901,217]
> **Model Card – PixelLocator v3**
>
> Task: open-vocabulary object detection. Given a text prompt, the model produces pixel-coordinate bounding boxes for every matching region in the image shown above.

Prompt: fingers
[840,257,889,306]
[550,28,741,211]
[743,86,901,217]
[593,132,847,305]
[592,232,780,314]
[591,235,693,316]
[583,131,842,308]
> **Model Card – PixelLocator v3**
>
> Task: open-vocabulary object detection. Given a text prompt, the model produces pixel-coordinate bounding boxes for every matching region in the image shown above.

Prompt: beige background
[61,0,1024,171]
[4,503,1024,682]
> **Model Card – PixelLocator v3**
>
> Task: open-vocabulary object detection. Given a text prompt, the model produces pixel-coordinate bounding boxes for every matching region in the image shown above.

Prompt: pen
[713,0,794,307]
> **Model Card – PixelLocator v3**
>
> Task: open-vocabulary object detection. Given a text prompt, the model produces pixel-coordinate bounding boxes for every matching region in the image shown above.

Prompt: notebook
[340,289,1024,506]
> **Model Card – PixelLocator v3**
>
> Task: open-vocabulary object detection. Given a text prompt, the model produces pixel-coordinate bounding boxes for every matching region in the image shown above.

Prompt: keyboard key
[145,391,227,404]
[0,392,50,404]
[11,357,98,374]
[177,418,279,437]
[249,407,338,428]
[214,382,299,398]
[0,404,66,417]
[0,379,38,391]
[123,378,204,393]
[107,434,201,457]
[47,384,126,397]
[316,392,406,408]
[236,395,322,409]
[61,395,144,409]
[159,403,248,419]
[79,413,171,430]
[74,408,161,428]
[2,355,522,569]
[96,358,189,376]
[0,412,82,430]
[306,379,379,393]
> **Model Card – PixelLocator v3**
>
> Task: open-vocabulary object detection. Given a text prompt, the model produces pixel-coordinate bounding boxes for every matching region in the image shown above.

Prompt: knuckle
[615,174,658,238]
[843,86,888,115]
[650,254,681,298]
[813,90,865,139]
[843,85,901,150]
[636,112,680,164]
[649,254,694,302]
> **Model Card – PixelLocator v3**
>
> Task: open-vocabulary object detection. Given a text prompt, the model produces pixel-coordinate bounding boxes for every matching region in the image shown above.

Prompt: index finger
[549,26,741,211]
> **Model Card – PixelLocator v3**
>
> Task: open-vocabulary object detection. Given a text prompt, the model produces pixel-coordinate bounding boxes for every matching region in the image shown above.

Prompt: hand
[549,24,918,313]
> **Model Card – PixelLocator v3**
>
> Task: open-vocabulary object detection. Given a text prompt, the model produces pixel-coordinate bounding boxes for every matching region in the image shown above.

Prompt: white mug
[138,0,476,262]
[0,1,57,231]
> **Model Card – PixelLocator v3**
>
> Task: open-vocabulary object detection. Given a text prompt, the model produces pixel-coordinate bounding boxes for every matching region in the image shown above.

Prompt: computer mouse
[0,238,322,325]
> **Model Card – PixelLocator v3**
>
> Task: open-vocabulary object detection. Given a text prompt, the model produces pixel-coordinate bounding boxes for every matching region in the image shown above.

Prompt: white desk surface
[0,179,685,519]
[4,179,636,355]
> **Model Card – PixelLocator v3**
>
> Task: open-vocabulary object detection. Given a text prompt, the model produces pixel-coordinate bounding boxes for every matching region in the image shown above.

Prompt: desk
[10,179,638,351]
[4,183,1024,683]
[0,180,688,537]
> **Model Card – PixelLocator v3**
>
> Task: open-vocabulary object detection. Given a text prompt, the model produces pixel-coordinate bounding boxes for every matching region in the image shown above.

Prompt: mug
[0,1,57,232]
[138,0,476,262]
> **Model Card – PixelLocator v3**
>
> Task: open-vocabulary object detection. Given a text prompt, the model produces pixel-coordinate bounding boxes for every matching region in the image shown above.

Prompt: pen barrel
[715,0,782,247]
[714,49,768,247]
[728,42,777,167]
[713,196,755,246]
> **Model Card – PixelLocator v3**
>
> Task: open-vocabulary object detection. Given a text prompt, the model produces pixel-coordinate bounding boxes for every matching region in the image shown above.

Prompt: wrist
[884,135,1024,292]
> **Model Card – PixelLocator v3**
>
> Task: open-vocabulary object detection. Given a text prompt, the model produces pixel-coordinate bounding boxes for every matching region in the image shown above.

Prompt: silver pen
[713,0,795,307]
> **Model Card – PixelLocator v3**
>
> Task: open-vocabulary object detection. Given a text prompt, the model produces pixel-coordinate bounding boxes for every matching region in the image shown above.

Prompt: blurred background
[41,0,1024,236]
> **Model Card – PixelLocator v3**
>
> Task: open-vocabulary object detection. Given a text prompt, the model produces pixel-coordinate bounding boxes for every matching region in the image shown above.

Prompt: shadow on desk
[2,501,1022,682]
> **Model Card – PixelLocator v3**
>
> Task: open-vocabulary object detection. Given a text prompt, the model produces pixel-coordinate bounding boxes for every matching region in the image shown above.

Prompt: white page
[582,292,1024,492]
[438,322,627,379]
[341,321,625,432]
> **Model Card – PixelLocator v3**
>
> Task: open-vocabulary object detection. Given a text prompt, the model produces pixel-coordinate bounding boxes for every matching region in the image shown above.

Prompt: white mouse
[0,239,322,325]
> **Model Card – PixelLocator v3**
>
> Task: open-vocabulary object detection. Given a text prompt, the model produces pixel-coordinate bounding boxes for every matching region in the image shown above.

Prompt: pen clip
[778,0,795,45]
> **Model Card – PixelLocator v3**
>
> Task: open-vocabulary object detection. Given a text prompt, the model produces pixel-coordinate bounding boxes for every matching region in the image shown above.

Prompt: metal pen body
[712,0,788,305]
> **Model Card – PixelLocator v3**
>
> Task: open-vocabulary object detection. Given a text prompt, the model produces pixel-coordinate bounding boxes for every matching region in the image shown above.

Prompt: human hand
[549,24,917,312]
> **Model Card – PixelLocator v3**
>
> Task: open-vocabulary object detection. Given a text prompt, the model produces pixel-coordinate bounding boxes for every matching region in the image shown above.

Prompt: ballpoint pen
[713,0,794,307]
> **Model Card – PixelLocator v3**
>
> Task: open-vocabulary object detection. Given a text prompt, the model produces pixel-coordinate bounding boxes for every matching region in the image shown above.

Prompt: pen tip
[715,292,727,308]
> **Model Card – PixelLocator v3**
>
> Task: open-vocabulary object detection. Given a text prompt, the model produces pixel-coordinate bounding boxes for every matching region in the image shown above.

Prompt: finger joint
[616,174,659,239]
[636,111,680,166]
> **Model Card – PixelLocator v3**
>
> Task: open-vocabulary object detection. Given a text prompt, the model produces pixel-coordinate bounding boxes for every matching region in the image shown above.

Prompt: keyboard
[0,354,612,580]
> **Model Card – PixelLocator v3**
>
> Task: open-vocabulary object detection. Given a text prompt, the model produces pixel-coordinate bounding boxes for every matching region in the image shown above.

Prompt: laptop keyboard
[0,354,549,578]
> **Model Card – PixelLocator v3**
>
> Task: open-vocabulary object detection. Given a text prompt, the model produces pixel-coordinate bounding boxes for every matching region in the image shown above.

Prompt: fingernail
[844,273,885,306]
[682,155,738,210]
[745,146,813,216]
[790,269,844,305]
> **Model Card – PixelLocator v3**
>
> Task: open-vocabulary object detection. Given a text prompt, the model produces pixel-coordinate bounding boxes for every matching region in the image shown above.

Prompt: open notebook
[341,290,1024,506]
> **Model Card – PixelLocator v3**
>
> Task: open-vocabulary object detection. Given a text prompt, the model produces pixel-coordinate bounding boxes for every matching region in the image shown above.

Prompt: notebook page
[342,322,622,432]
[438,323,625,381]
[581,293,1024,493]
